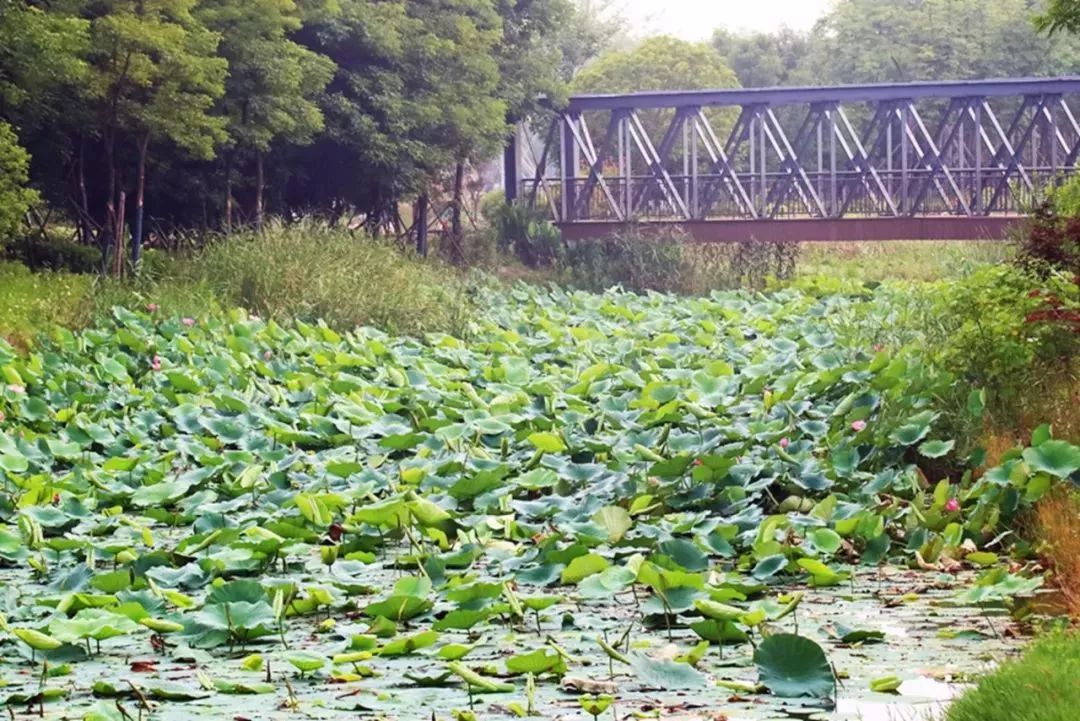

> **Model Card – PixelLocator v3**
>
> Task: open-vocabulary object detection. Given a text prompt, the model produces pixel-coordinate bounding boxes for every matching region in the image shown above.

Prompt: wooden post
[415,193,429,257]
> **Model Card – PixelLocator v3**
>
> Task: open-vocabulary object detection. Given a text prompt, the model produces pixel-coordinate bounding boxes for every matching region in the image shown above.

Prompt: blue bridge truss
[505,77,1080,240]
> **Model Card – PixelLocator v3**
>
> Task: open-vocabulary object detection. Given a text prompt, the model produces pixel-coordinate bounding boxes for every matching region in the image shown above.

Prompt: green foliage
[8,232,103,273]
[555,0,626,80]
[561,226,799,294]
[0,277,1071,716]
[488,202,564,269]
[86,0,229,159]
[1046,174,1080,218]
[795,241,1011,284]
[712,27,811,87]
[0,0,573,245]
[300,0,508,208]
[947,632,1080,721]
[810,0,1080,84]
[1021,178,1080,276]
[1036,0,1080,36]
[829,263,1079,445]
[926,265,1080,404]
[0,4,89,118]
[0,122,37,244]
[493,0,572,118]
[573,35,737,94]
[198,0,333,154]
[753,634,835,699]
[562,228,687,293]
[710,0,1080,90]
[572,35,738,137]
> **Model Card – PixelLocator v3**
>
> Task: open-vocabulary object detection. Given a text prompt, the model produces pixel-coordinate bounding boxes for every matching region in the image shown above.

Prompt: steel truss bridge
[504,77,1080,241]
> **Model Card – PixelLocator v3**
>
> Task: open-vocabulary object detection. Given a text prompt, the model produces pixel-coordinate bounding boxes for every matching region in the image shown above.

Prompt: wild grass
[1035,487,1080,619]
[183,220,476,336]
[0,261,94,350]
[798,240,1011,282]
[2,222,480,347]
[946,632,1080,721]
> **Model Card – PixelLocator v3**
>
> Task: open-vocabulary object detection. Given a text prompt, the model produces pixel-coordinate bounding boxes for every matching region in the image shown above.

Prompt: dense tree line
[713,0,1080,89]
[2,0,1077,266]
[0,0,602,261]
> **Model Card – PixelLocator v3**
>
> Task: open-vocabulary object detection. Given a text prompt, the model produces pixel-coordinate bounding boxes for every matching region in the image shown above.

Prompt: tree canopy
[1036,0,1080,35]
[0,0,613,255]
[4,0,1072,257]
[714,0,1080,89]
[572,36,737,95]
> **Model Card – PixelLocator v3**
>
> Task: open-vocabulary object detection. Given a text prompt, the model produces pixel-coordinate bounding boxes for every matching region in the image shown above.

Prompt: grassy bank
[947,632,1080,721]
[797,239,1013,282]
[0,261,94,349]
[1,222,478,347]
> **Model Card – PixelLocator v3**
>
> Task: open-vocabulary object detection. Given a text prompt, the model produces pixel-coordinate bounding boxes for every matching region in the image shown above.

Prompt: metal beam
[565,77,1080,113]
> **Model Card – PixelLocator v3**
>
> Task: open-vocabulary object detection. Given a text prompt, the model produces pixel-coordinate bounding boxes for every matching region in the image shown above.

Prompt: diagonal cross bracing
[514,77,1080,223]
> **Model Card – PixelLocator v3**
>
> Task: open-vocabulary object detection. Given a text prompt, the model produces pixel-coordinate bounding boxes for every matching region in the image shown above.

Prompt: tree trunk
[224,150,233,232]
[415,193,429,257]
[255,151,265,230]
[77,137,92,246]
[114,190,126,278]
[451,160,465,263]
[133,132,149,269]
[104,131,116,257]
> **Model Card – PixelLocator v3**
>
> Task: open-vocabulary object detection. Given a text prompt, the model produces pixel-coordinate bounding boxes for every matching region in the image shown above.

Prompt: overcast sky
[619,0,833,40]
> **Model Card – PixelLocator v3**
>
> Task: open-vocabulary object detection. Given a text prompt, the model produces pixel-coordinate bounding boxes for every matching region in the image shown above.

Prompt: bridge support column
[561,116,578,221]
[503,124,519,203]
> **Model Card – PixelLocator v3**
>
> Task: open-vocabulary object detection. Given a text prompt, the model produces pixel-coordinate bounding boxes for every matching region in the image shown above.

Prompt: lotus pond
[0,285,1076,720]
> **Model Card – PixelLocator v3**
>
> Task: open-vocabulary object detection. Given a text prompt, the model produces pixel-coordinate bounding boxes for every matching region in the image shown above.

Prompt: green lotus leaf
[754,633,835,698]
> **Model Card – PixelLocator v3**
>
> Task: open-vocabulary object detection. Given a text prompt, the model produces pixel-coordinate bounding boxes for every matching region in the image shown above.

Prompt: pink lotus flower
[263,350,273,361]
[872,344,885,352]
[945,498,960,513]
[150,356,162,372]
[6,384,25,394]
[181,317,195,327]
[146,303,159,313]
[779,437,790,449]
[0,411,5,422]
[851,420,867,432]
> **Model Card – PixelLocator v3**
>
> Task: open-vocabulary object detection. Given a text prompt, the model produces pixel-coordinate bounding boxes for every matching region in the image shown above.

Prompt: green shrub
[8,231,102,273]
[487,201,563,269]
[820,264,1080,447]
[947,632,1080,721]
[561,226,799,294]
[1019,175,1080,276]
[562,226,689,293]
[926,265,1079,404]
[1047,173,1080,217]
[188,219,476,336]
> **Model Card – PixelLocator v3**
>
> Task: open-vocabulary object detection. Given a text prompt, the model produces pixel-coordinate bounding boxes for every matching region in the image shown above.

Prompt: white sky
[619,0,834,40]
